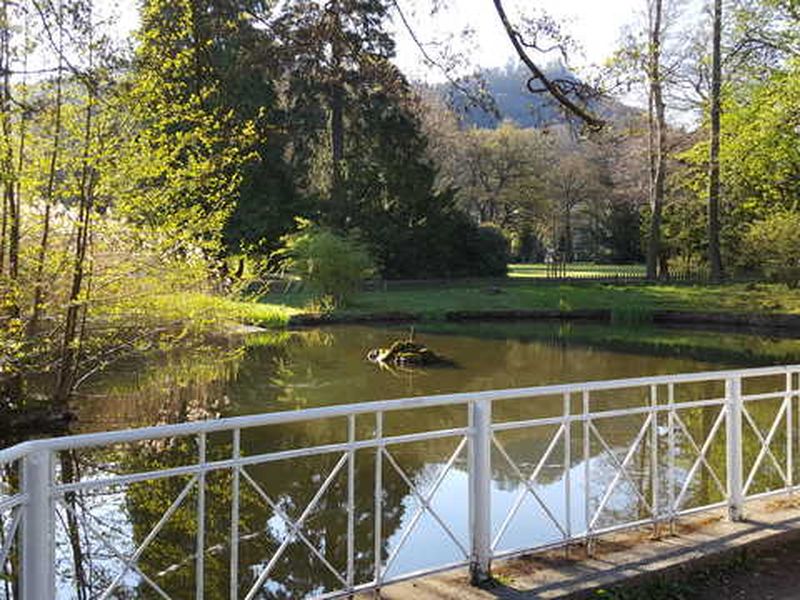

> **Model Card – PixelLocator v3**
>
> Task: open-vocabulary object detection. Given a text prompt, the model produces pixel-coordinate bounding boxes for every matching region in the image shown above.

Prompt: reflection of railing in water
[1,365,799,598]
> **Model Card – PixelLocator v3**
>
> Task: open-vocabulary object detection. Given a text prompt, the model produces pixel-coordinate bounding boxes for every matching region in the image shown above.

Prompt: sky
[391,0,648,81]
[110,0,651,79]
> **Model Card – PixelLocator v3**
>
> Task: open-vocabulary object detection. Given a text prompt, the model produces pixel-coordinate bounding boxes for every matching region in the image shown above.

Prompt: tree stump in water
[366,340,452,367]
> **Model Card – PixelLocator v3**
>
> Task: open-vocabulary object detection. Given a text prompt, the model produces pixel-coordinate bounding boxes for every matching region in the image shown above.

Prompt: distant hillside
[441,62,639,129]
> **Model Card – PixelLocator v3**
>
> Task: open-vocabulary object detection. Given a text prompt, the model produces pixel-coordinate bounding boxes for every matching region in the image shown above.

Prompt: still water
[6,322,800,598]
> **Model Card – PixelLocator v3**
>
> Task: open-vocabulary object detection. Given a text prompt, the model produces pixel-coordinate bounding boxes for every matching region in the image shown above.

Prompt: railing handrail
[2,363,798,463]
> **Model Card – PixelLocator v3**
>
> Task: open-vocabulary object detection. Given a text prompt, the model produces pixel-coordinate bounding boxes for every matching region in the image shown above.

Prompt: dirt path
[602,533,800,599]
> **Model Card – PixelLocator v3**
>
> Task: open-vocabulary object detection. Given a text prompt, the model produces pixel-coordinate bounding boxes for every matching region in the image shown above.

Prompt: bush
[276,220,376,306]
[469,225,511,276]
[742,211,800,287]
[363,208,509,279]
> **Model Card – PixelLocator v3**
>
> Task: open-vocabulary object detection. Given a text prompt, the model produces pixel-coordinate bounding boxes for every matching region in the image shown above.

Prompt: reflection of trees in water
[1,463,20,600]
[118,431,417,597]
[55,422,432,597]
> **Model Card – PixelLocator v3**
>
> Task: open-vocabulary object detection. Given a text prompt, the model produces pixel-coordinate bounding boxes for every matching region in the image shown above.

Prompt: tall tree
[116,0,258,268]
[707,0,724,281]
[646,0,667,280]
[53,0,98,407]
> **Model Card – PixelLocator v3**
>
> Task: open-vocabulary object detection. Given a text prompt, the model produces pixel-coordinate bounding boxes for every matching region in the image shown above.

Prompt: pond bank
[285,308,800,335]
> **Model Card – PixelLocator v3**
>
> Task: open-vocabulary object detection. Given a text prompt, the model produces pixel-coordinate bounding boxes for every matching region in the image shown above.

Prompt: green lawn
[508,263,646,278]
[258,281,800,322]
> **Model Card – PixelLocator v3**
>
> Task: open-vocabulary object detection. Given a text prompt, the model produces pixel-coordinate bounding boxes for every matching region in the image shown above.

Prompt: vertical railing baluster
[347,414,356,591]
[583,390,592,554]
[230,429,240,600]
[786,372,793,495]
[726,377,744,521]
[197,432,206,598]
[21,449,54,600]
[374,412,383,590]
[795,372,799,493]
[668,383,676,535]
[650,385,659,537]
[469,399,492,585]
[563,391,571,556]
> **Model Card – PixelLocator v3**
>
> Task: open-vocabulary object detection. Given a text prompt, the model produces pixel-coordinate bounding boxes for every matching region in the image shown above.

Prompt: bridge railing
[1,364,799,599]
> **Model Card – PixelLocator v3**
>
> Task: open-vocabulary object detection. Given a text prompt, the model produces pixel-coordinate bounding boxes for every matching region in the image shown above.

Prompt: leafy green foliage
[276,220,376,306]
[672,59,800,269]
[742,211,800,287]
[114,0,260,261]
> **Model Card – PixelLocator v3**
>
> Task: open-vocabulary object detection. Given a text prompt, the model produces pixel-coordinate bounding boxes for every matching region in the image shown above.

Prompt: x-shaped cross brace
[588,416,653,532]
[673,407,727,511]
[743,399,789,495]
[244,453,349,600]
[381,438,469,577]
[491,426,567,550]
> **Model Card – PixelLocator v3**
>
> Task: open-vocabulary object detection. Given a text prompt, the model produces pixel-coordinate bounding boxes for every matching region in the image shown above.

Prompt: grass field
[251,280,800,323]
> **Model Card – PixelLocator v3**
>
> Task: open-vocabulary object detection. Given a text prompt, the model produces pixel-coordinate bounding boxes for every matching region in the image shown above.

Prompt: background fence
[263,264,717,295]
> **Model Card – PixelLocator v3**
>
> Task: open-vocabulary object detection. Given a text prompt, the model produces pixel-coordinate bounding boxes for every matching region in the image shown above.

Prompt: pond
[4,321,800,598]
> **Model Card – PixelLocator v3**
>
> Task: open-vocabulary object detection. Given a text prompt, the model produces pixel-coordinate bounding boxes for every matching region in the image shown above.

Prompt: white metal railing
[0,364,799,598]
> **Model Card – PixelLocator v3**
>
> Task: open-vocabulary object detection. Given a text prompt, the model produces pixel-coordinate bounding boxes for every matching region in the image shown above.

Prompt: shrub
[470,225,511,276]
[741,211,800,288]
[276,219,376,306]
[364,209,509,279]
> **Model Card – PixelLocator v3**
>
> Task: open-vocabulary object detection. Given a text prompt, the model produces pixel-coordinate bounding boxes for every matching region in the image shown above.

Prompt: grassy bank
[138,292,302,329]
[258,282,800,322]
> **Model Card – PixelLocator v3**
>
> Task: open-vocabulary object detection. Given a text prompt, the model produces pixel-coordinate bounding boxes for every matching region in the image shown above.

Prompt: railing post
[787,371,794,495]
[650,385,660,538]
[726,377,744,521]
[22,449,54,600]
[469,399,492,585]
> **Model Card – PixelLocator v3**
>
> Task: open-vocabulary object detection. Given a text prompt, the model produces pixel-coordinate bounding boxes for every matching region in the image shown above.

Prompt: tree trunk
[30,7,65,334]
[0,0,15,283]
[707,0,724,282]
[54,19,96,408]
[60,450,88,600]
[646,0,666,281]
[563,205,574,263]
[329,1,346,228]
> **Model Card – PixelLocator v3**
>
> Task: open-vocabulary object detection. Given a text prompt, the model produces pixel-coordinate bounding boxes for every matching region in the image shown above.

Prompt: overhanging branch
[492,0,605,130]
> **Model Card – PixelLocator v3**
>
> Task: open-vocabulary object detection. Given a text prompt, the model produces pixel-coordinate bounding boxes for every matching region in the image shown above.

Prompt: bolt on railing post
[469,399,492,585]
[22,449,54,600]
[726,376,744,521]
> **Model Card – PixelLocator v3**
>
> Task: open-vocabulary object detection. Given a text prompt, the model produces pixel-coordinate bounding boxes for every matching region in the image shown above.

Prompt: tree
[458,121,548,229]
[741,211,800,287]
[276,220,375,307]
[707,0,724,282]
[262,0,396,228]
[545,137,607,262]
[646,0,667,280]
[114,0,258,267]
